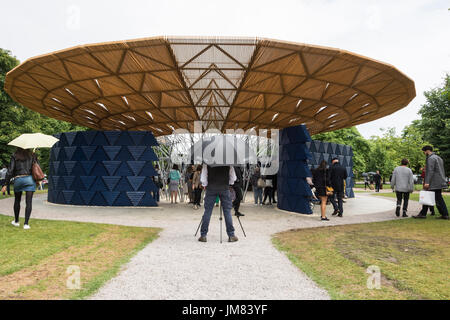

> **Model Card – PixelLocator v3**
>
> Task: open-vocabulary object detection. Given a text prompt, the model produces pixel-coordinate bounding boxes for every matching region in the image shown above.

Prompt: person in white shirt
[198,164,238,243]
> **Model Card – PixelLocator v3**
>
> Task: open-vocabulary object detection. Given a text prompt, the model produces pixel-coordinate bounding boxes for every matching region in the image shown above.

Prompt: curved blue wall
[277,125,355,214]
[278,125,314,214]
[306,140,355,198]
[47,131,159,206]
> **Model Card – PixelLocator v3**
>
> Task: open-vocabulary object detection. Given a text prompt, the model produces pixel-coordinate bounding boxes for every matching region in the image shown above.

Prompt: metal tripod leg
[194,216,202,237]
[220,203,223,244]
[236,216,246,237]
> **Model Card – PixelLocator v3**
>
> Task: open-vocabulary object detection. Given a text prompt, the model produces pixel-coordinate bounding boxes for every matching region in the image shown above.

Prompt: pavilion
[4,36,416,209]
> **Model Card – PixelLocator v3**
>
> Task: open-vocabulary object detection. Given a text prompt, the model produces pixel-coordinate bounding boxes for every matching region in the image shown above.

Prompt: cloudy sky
[1,0,449,138]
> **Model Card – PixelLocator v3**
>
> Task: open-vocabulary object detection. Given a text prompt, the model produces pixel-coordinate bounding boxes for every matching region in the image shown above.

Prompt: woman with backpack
[169,164,181,204]
[1,148,39,229]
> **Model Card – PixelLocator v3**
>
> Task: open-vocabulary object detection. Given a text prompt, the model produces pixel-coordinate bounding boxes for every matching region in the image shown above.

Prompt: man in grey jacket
[391,158,414,217]
[414,146,448,219]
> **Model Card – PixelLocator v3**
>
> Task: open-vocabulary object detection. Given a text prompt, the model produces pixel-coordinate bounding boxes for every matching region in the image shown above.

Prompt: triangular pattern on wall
[48,131,159,207]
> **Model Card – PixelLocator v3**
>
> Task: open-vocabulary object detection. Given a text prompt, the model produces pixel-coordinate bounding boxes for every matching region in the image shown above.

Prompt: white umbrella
[190,135,257,166]
[8,133,59,150]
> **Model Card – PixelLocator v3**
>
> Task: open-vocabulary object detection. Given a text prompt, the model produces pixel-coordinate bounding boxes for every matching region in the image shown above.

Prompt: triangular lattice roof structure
[4,36,415,136]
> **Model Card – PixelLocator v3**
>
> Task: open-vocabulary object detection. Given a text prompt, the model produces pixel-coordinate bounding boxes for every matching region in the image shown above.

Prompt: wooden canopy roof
[4,36,415,136]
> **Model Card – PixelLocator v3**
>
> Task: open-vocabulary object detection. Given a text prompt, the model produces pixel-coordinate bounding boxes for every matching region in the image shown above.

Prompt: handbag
[324,169,334,196]
[419,190,435,206]
[257,177,266,188]
[31,158,45,182]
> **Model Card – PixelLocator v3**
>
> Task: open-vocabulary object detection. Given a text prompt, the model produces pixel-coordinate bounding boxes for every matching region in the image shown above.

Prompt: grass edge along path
[0,214,161,300]
[272,219,449,300]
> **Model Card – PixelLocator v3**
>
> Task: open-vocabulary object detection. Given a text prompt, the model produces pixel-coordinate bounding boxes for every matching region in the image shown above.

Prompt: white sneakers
[10,220,30,229]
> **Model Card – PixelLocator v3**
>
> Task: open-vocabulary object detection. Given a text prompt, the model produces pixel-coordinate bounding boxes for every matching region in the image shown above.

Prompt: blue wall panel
[277,125,313,214]
[278,125,355,214]
[48,131,159,207]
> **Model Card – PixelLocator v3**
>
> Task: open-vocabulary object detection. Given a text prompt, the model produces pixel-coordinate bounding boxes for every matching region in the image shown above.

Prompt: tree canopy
[0,48,86,173]
[416,74,450,174]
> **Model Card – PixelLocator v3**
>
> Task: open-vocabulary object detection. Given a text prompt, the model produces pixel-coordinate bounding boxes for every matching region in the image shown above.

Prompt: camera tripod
[194,202,246,243]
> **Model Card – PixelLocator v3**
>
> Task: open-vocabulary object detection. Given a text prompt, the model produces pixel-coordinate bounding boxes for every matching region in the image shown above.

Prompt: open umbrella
[8,133,59,150]
[190,135,257,166]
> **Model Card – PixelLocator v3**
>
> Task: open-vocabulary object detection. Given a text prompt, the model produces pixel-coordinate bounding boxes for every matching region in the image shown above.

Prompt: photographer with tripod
[198,164,239,243]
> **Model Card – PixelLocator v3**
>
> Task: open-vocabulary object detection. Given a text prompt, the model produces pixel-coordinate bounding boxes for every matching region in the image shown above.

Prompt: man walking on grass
[413,146,449,219]
[391,158,414,217]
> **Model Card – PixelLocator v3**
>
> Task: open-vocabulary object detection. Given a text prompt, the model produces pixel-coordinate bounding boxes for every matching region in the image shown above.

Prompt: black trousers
[419,205,435,216]
[14,191,34,224]
[395,191,410,213]
[375,182,381,192]
[430,189,449,217]
[330,191,344,214]
[263,186,273,204]
[232,184,243,212]
[193,187,202,206]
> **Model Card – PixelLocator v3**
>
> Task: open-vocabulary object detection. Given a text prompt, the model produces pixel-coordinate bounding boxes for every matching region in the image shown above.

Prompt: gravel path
[1,192,421,300]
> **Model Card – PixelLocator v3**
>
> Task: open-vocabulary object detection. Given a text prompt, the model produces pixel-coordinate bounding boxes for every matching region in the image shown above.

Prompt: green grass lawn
[273,218,449,300]
[0,214,160,300]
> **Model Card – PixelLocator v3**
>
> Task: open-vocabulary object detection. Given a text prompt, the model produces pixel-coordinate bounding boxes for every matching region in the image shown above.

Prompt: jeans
[253,187,263,204]
[330,191,344,214]
[395,191,410,213]
[201,189,235,237]
[430,189,449,217]
[151,189,160,202]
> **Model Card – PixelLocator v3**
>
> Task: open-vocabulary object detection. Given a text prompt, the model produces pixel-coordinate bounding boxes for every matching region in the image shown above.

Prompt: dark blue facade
[277,125,314,214]
[47,131,159,206]
[306,140,355,198]
[277,125,355,214]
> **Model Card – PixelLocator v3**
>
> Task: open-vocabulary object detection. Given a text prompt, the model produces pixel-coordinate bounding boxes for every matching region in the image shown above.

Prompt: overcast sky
[1,0,449,138]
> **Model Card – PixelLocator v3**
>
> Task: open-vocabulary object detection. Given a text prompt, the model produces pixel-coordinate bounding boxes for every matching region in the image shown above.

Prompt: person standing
[414,146,449,219]
[232,166,244,217]
[185,165,194,204]
[198,165,238,243]
[151,164,162,202]
[390,158,414,217]
[374,171,382,192]
[169,164,181,204]
[0,165,7,195]
[312,160,331,221]
[250,167,263,206]
[364,175,370,190]
[329,157,348,217]
[192,165,203,210]
[1,148,38,229]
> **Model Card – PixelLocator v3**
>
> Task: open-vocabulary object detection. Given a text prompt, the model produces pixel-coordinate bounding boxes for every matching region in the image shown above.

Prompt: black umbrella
[190,135,256,166]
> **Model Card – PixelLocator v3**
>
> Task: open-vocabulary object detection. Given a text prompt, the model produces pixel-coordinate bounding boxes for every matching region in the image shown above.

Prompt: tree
[417,74,450,174]
[0,48,86,173]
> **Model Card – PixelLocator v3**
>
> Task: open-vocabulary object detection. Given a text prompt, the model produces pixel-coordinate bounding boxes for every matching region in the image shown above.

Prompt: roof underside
[4,36,416,136]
